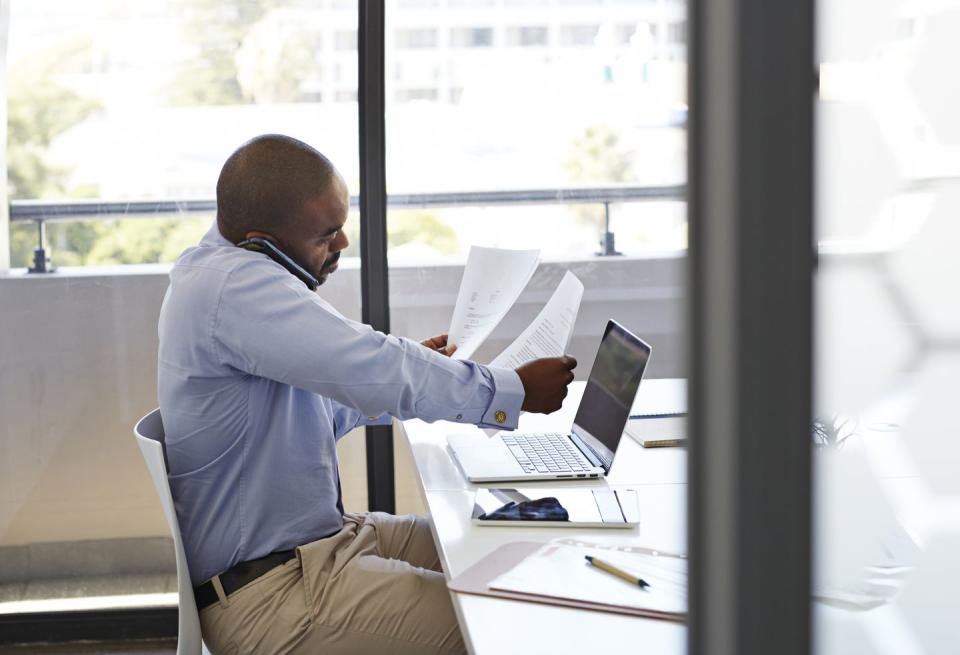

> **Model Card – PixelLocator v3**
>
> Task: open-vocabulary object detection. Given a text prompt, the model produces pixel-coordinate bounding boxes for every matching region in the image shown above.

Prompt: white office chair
[134,409,210,655]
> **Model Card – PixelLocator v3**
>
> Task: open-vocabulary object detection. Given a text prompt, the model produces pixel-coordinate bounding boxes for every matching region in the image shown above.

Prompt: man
[158,134,577,654]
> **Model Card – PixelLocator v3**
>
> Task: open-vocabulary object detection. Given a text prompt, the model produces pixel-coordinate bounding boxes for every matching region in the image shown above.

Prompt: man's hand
[516,355,577,414]
[421,334,457,357]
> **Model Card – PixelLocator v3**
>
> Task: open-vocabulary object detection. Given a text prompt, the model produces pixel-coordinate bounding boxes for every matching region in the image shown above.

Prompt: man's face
[282,175,350,286]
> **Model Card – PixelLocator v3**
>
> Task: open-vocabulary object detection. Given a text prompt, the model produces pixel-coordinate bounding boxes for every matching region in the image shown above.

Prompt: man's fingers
[566,371,575,384]
[561,355,577,370]
[443,344,458,356]
[421,334,451,351]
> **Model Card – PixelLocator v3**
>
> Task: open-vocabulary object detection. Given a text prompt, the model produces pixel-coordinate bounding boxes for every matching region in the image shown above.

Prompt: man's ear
[243,230,277,244]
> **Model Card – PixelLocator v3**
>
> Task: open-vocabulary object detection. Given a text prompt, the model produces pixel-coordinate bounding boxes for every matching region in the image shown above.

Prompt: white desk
[398,381,688,655]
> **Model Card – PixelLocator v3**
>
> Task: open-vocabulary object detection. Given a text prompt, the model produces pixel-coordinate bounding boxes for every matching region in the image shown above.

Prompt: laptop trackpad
[448,434,524,478]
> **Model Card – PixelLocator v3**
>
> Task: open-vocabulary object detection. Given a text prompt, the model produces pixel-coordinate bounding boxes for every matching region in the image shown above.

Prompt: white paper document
[488,271,584,369]
[487,539,688,615]
[448,246,540,361]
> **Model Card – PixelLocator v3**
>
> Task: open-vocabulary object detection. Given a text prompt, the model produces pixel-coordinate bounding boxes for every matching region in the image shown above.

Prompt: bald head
[216,134,337,244]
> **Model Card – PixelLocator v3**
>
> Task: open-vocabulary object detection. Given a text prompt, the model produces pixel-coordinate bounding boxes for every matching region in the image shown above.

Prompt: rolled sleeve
[477,366,524,431]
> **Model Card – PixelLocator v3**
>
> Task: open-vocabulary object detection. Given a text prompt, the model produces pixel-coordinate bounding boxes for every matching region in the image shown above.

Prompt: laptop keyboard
[500,433,594,474]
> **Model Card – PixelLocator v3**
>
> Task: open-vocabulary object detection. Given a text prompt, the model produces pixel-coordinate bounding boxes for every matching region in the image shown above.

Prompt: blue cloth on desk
[158,222,525,585]
[479,497,570,521]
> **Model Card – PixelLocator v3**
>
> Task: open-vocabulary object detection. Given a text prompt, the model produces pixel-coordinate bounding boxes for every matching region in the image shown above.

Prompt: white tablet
[471,487,640,528]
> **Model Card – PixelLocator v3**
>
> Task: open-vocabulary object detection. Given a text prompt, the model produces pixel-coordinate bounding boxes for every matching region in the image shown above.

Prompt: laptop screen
[572,320,651,470]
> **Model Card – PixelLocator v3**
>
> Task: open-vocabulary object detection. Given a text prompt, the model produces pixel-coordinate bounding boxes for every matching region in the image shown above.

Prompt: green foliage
[564,126,633,185]
[7,38,102,200]
[6,37,104,267]
[563,126,634,233]
[80,216,212,266]
[812,415,857,450]
[388,212,460,256]
[5,2,453,269]
[11,216,212,268]
[339,210,460,259]
[168,0,295,106]
[235,13,320,104]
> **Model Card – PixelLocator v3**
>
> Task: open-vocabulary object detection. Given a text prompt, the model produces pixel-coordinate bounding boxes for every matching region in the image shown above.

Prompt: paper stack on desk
[487,538,687,618]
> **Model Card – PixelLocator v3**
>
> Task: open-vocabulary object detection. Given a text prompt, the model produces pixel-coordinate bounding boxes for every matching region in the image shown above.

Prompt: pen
[585,555,650,589]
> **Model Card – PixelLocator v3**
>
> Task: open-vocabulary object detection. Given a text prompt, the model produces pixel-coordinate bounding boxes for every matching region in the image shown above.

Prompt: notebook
[487,539,687,617]
[624,416,687,448]
[630,378,687,418]
[448,538,687,620]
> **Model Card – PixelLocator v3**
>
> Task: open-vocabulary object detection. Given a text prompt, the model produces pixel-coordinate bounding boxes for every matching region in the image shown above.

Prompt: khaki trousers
[199,512,467,655]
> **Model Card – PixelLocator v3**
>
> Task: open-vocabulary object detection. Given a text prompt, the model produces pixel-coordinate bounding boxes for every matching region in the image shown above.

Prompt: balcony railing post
[27,218,54,274]
[597,200,622,257]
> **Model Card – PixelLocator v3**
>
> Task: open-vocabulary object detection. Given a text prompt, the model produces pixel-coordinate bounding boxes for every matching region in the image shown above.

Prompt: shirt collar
[200,220,234,248]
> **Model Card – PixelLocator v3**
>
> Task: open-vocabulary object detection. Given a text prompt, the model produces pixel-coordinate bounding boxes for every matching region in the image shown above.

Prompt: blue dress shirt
[158,223,524,585]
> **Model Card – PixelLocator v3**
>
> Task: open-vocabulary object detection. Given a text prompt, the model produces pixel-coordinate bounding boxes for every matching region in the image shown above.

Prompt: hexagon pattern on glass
[908,11,960,146]
[816,102,900,240]
[889,191,960,342]
[817,4,960,654]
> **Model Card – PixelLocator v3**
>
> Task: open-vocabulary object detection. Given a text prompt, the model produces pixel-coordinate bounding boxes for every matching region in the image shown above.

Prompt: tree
[562,126,634,237]
[82,216,211,266]
[6,38,102,267]
[168,0,286,106]
[235,10,320,104]
[338,210,460,260]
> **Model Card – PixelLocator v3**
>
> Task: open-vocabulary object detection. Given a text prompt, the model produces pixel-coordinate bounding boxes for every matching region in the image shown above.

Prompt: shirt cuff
[479,366,525,431]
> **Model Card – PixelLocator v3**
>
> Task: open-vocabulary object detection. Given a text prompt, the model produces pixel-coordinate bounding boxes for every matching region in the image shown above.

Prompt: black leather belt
[194,549,297,611]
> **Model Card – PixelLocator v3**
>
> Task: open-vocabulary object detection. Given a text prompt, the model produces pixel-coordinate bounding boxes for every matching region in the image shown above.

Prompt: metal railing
[9,184,686,272]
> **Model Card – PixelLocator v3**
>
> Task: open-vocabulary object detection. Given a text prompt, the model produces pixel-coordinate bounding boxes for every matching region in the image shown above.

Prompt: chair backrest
[134,409,205,655]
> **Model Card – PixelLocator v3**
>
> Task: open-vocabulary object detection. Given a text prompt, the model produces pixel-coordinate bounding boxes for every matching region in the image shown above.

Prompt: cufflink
[495,410,507,424]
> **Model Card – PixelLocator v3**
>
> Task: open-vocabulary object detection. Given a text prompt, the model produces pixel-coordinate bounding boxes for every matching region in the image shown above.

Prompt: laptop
[448,319,652,482]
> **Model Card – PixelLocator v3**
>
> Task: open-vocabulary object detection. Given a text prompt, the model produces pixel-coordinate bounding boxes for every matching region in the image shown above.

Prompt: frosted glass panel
[815,2,960,653]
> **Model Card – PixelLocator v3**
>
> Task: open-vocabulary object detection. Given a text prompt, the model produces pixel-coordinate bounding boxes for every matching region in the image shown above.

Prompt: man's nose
[331,230,349,253]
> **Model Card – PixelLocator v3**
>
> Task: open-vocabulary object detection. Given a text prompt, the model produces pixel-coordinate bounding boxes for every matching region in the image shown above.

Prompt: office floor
[0,641,175,654]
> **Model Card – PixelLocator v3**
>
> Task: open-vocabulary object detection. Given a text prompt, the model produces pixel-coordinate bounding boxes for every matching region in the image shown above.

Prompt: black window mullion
[358,0,394,514]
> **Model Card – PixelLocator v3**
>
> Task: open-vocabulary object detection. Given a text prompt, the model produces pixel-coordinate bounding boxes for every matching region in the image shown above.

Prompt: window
[6,0,360,269]
[384,0,688,391]
[506,26,549,47]
[450,27,495,48]
[614,23,637,46]
[667,20,686,44]
[335,29,357,51]
[561,24,600,47]
[395,87,439,102]
[395,28,438,49]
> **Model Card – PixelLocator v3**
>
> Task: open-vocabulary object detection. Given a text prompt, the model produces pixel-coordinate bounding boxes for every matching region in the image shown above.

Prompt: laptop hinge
[569,429,607,469]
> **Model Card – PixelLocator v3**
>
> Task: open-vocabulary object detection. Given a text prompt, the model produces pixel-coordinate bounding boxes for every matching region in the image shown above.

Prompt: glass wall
[815,2,960,652]
[0,0,366,616]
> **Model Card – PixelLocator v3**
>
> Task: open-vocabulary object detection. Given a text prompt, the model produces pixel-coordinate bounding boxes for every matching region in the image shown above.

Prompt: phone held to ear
[237,238,319,291]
